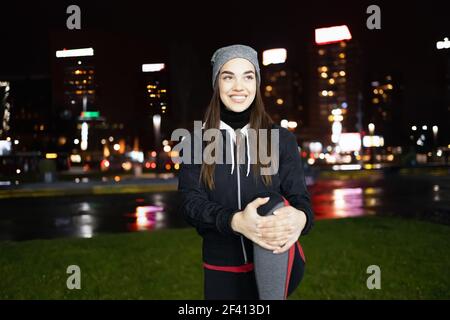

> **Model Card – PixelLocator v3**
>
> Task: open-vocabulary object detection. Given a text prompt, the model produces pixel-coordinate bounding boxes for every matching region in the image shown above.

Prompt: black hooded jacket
[177,122,314,267]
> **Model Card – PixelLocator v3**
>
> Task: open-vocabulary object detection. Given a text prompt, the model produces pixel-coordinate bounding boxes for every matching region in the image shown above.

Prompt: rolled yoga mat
[253,191,290,300]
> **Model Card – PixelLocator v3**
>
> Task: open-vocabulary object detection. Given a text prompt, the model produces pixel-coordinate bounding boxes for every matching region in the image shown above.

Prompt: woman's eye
[223,76,232,80]
[245,75,254,80]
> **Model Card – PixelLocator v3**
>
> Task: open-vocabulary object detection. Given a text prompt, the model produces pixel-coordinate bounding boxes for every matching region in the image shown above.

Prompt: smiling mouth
[229,95,247,103]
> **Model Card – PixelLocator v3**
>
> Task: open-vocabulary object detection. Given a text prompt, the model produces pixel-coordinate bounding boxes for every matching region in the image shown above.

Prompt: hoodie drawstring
[219,121,251,176]
[229,133,235,175]
[245,133,250,176]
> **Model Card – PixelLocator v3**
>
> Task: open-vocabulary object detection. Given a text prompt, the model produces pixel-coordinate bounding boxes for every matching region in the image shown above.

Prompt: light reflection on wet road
[0,174,448,241]
[311,175,449,222]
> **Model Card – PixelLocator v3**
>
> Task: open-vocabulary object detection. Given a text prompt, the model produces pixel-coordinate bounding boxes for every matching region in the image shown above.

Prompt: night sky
[1,0,449,139]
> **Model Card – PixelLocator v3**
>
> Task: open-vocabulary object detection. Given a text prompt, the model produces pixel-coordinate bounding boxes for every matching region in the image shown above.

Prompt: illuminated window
[339,70,346,77]
[329,78,335,85]
[262,49,287,66]
[315,26,352,45]
[265,85,273,92]
[276,98,284,105]
[321,90,328,96]
[320,72,328,78]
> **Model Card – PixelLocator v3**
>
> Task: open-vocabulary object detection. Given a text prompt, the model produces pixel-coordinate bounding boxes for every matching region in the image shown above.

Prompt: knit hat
[211,44,261,88]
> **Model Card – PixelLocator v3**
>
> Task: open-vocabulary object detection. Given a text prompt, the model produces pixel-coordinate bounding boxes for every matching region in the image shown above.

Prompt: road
[0,173,448,241]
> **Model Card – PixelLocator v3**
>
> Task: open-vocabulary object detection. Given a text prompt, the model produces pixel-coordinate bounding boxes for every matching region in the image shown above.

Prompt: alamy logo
[366,265,381,289]
[170,121,280,175]
[366,5,381,30]
[66,265,81,290]
[66,5,81,30]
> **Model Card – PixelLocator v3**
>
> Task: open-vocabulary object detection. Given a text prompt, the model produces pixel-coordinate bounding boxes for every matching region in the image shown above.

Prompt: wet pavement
[0,174,448,241]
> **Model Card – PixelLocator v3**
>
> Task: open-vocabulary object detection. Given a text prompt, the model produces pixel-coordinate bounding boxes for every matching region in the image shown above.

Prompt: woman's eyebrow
[220,70,255,75]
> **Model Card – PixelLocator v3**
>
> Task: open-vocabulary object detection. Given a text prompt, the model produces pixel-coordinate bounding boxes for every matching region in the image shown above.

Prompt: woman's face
[218,58,257,112]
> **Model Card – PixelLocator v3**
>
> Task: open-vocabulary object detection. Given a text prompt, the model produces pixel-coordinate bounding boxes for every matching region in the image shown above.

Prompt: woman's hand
[257,206,307,254]
[231,197,280,251]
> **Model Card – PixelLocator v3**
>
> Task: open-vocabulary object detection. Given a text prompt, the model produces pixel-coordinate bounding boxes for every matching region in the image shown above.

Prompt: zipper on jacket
[236,132,248,264]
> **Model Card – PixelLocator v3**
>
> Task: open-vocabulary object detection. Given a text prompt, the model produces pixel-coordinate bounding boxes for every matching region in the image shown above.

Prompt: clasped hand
[231,197,307,254]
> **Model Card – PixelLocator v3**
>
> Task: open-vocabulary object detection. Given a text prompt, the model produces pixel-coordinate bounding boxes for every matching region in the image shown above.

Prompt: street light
[368,123,375,165]
[432,125,438,136]
[153,114,161,151]
[80,122,88,151]
[432,125,439,153]
[368,123,375,135]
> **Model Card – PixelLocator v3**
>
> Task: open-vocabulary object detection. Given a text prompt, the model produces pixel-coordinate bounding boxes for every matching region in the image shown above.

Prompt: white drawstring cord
[245,132,251,176]
[229,132,235,175]
[219,121,252,176]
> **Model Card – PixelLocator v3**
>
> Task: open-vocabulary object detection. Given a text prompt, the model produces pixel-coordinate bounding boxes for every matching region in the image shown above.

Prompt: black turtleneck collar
[220,101,253,130]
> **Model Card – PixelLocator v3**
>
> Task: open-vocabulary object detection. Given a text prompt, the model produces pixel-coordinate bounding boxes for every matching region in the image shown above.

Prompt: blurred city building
[261,48,306,135]
[140,63,169,153]
[304,25,362,150]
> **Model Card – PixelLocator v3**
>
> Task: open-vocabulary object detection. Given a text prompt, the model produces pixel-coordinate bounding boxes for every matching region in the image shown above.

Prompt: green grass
[0,216,449,299]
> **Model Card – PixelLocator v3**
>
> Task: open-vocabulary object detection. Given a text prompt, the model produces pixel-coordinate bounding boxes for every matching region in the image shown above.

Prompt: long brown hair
[200,82,275,190]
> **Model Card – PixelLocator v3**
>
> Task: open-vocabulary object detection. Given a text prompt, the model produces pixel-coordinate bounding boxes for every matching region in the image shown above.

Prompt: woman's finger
[273,237,296,254]
[257,219,292,230]
[265,238,289,247]
[254,238,279,251]
[260,230,292,241]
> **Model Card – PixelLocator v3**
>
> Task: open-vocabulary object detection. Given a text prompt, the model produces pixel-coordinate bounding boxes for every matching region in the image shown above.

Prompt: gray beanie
[210,44,261,88]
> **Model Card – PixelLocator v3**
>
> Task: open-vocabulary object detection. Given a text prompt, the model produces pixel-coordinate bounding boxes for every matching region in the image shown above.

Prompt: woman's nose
[233,80,244,91]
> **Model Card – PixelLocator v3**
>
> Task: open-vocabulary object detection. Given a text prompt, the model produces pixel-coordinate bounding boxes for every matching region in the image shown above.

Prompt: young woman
[178,44,314,300]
